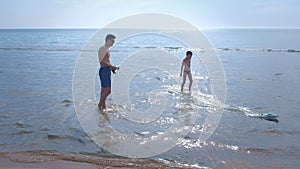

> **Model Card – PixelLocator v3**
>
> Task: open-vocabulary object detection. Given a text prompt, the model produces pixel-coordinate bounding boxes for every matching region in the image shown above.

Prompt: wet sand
[0,151,186,169]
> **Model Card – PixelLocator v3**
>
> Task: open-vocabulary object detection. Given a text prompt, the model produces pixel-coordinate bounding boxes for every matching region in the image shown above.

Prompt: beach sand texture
[0,151,187,169]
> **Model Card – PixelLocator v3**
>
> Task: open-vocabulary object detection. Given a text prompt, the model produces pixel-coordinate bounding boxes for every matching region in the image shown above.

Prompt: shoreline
[0,151,188,169]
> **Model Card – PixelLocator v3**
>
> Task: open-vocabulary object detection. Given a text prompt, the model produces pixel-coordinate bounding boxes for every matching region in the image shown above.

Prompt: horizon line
[1,26,300,30]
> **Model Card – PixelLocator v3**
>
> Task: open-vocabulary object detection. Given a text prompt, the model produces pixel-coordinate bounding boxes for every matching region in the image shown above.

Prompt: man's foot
[98,103,103,111]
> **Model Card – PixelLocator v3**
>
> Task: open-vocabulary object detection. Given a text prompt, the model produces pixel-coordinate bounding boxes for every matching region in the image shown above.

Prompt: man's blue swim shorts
[99,67,111,88]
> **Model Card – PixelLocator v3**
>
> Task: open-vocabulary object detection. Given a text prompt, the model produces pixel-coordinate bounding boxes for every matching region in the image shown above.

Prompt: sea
[0,28,300,168]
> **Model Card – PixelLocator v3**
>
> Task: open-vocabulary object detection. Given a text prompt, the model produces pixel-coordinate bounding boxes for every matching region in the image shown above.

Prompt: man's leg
[99,87,111,111]
[98,88,103,111]
[102,87,111,109]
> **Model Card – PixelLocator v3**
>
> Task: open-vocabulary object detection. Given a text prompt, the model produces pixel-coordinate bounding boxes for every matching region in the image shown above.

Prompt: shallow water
[0,29,300,168]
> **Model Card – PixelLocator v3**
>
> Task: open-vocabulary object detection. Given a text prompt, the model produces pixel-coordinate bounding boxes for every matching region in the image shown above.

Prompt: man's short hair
[186,51,193,56]
[105,34,116,42]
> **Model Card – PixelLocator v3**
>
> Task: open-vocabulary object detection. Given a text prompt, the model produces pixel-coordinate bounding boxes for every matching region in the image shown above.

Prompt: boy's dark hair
[186,51,193,56]
[105,34,116,42]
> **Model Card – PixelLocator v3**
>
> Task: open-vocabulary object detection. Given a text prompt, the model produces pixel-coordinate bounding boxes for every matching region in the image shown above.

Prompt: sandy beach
[0,151,189,169]
[0,151,264,169]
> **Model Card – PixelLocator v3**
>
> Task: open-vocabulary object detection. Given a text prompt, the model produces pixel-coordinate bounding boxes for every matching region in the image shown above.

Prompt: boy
[180,51,193,92]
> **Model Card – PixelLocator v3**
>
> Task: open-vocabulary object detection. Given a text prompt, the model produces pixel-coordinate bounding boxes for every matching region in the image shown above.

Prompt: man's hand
[112,66,119,74]
[112,66,119,70]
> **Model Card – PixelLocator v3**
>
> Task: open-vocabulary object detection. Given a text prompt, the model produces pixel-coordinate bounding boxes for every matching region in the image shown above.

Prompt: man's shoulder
[99,46,108,52]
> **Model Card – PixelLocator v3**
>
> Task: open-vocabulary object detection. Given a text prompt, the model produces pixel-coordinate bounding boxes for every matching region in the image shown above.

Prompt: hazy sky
[1,0,299,28]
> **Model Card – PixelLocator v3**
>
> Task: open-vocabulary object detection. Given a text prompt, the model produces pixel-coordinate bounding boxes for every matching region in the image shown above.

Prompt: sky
[0,0,299,29]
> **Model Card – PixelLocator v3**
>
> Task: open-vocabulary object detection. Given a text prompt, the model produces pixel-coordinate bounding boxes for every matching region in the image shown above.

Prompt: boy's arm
[180,62,184,76]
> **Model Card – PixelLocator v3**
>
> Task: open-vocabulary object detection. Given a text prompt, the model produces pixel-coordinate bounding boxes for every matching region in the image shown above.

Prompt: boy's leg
[188,73,193,91]
[181,73,187,92]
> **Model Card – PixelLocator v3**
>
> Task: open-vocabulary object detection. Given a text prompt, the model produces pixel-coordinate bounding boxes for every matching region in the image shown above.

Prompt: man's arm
[98,47,106,64]
[101,59,115,69]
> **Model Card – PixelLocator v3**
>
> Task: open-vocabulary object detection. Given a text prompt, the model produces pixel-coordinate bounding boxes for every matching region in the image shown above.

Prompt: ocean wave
[13,120,31,128]
[1,46,299,53]
[0,47,96,52]
[46,133,85,144]
[177,139,298,158]
[217,47,300,53]
[240,146,300,155]
[224,105,279,123]
[247,129,300,136]
[177,139,240,152]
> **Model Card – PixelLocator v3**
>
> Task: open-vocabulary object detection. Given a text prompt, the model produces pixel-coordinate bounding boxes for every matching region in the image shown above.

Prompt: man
[98,34,119,112]
[180,51,193,92]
